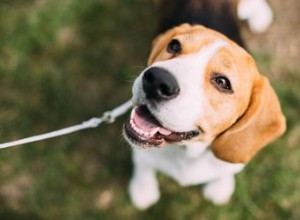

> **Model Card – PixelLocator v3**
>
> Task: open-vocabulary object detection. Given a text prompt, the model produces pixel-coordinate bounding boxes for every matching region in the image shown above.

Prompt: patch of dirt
[0,174,31,210]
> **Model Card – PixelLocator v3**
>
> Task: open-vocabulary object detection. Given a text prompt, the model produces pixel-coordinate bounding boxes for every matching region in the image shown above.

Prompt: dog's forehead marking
[181,39,228,76]
[153,39,227,71]
[193,40,227,63]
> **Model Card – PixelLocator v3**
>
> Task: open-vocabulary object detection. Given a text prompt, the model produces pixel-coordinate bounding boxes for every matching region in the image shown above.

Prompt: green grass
[0,0,299,219]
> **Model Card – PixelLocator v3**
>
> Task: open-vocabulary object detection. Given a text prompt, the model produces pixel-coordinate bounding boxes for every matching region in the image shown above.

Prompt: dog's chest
[133,143,244,186]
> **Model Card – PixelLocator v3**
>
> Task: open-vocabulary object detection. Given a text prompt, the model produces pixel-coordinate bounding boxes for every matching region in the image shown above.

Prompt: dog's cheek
[153,90,204,132]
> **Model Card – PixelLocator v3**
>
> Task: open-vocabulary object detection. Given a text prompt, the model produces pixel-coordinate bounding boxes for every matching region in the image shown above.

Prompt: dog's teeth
[130,108,136,119]
[133,125,143,135]
[144,132,150,137]
[132,123,138,132]
[132,122,137,129]
[130,118,155,138]
[133,126,139,132]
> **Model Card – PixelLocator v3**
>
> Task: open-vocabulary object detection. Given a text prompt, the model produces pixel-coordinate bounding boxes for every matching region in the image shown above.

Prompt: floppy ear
[211,75,286,163]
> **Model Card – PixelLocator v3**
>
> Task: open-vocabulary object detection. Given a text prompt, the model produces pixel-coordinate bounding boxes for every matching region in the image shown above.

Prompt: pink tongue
[132,109,172,135]
[133,112,159,132]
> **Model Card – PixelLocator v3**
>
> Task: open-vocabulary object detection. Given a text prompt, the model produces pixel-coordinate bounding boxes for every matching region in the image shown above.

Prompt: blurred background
[0,0,299,219]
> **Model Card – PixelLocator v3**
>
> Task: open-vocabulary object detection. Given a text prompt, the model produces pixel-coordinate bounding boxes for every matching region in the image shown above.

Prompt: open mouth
[124,105,199,147]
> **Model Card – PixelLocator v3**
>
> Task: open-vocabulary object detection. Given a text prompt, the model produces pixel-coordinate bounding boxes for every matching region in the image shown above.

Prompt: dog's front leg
[202,175,236,205]
[128,150,160,210]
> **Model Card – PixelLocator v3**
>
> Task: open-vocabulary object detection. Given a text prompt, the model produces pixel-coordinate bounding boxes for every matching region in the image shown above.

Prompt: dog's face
[124,24,286,163]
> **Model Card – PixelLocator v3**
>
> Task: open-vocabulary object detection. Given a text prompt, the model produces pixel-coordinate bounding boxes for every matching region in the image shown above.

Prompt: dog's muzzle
[123,67,199,147]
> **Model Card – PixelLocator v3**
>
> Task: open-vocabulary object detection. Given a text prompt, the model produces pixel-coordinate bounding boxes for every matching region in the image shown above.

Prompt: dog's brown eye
[167,39,181,55]
[211,75,233,94]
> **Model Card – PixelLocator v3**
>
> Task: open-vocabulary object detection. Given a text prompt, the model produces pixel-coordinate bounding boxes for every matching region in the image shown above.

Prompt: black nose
[142,67,180,101]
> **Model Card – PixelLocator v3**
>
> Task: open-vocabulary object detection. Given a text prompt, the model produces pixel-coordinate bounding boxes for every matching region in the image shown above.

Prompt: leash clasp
[101,111,115,124]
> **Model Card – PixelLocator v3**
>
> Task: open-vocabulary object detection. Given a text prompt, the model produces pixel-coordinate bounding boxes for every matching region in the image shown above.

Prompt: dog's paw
[238,0,273,33]
[128,174,160,210]
[202,176,235,205]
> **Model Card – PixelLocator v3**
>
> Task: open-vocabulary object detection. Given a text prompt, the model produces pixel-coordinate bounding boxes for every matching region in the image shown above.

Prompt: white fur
[237,0,273,33]
[128,41,245,209]
[130,143,244,209]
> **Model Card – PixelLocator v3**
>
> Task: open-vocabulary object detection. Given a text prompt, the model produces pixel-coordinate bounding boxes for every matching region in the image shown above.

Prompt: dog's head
[124,24,286,163]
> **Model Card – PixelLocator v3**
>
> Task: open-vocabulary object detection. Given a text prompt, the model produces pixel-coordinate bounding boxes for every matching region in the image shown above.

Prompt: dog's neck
[156,0,245,48]
[184,141,211,158]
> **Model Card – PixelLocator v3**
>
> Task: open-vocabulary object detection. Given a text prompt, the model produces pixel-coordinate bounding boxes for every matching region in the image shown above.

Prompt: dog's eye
[211,75,233,94]
[167,39,181,55]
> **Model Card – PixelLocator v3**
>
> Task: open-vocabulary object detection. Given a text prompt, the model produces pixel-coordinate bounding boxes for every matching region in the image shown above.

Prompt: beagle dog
[123,0,286,209]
